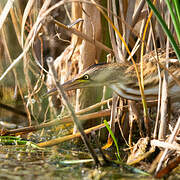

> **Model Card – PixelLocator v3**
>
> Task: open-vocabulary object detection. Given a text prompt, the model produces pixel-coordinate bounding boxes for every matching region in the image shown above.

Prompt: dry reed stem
[10,5,22,46]
[76,98,112,115]
[112,0,124,61]
[1,109,111,136]
[132,0,146,27]
[158,14,171,140]
[122,0,135,56]
[0,0,14,30]
[107,0,120,61]
[21,0,35,47]
[38,122,107,147]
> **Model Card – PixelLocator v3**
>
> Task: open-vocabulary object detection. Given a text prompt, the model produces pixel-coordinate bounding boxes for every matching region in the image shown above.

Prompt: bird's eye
[83,74,89,80]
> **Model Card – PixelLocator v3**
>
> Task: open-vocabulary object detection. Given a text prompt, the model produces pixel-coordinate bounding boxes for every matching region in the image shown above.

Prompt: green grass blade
[165,0,180,43]
[172,0,180,25]
[104,120,121,161]
[0,136,43,149]
[146,0,180,61]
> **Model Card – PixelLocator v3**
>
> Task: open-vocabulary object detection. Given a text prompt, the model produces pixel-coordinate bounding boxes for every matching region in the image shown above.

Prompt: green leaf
[165,0,180,43]
[104,120,121,161]
[146,0,180,61]
[172,0,180,26]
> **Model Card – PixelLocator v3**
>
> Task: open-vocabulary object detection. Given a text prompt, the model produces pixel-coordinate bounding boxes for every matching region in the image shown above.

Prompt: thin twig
[46,57,100,166]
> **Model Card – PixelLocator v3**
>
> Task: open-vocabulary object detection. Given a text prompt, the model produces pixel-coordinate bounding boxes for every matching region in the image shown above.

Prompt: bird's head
[47,63,121,95]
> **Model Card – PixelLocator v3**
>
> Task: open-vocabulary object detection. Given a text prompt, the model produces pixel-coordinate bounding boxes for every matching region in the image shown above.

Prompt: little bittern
[48,49,180,101]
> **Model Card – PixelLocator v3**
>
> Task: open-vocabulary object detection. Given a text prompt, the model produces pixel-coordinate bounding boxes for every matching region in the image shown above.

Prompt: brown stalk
[38,122,106,147]
[122,0,135,56]
[9,5,22,46]
[146,5,161,139]
[107,0,120,61]
[111,0,124,61]
[1,109,111,136]
[158,14,171,140]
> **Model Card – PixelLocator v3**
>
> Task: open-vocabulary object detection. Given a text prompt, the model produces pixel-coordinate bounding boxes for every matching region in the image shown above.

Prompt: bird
[47,48,180,102]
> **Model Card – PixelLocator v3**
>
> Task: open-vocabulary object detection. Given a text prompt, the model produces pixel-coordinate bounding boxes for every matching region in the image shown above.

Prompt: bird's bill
[46,79,84,96]
[62,79,84,90]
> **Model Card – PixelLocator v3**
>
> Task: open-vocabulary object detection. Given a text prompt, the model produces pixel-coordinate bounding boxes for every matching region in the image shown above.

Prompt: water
[0,142,157,180]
